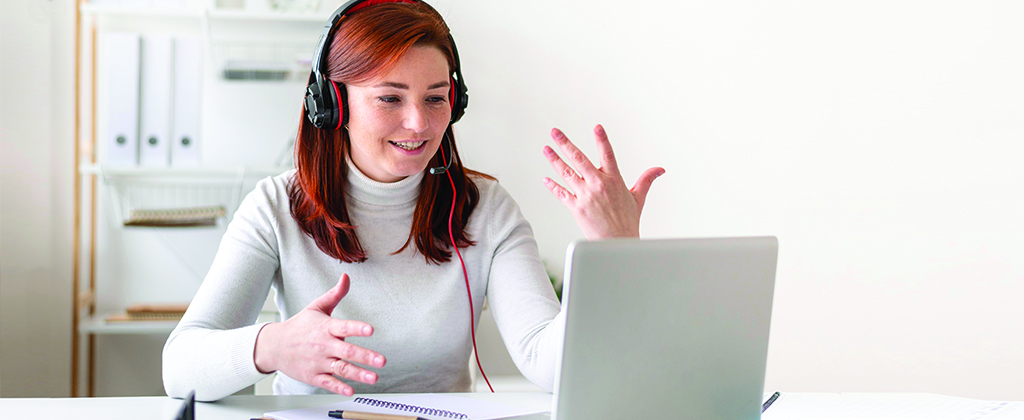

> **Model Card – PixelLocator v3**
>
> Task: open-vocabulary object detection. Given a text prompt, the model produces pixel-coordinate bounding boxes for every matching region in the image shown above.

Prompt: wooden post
[71,0,82,398]
[87,15,99,399]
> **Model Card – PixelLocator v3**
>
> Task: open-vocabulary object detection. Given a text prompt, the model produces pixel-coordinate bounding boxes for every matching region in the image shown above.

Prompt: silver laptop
[538,237,778,420]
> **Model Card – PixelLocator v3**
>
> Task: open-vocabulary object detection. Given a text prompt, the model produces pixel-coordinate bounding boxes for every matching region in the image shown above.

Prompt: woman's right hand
[253,273,386,396]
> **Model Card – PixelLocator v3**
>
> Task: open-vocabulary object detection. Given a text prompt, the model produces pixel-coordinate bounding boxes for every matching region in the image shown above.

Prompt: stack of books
[124,205,225,227]
[106,304,189,322]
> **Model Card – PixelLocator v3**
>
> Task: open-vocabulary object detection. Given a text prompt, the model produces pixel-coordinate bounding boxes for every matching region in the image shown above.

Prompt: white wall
[1,0,1021,400]
[442,0,1024,399]
[0,0,75,397]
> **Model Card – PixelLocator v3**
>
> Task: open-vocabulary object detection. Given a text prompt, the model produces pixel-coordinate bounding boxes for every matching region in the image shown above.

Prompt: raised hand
[542,125,664,239]
[253,274,386,396]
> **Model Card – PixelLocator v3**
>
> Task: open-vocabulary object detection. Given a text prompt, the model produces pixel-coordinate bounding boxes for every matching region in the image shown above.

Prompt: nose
[402,102,430,133]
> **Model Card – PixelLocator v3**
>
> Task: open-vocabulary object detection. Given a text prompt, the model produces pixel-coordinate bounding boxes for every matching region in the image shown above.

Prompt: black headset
[303,0,469,132]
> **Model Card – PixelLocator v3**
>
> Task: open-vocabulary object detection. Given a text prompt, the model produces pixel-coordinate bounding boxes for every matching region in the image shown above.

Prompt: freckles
[365,109,400,135]
[431,108,451,128]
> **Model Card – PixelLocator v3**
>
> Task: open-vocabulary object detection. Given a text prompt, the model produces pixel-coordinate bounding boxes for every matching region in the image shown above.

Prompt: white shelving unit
[72,0,324,397]
[80,3,331,21]
[75,163,285,337]
[79,164,288,177]
[78,305,280,335]
[78,315,179,335]
[79,3,201,19]
[80,164,285,226]
[207,8,330,22]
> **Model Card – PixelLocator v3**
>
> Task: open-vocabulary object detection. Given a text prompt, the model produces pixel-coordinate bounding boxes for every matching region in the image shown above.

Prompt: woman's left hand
[542,124,665,240]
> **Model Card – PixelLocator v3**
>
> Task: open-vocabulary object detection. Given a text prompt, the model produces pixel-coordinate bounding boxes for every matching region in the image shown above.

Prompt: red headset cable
[441,144,494,393]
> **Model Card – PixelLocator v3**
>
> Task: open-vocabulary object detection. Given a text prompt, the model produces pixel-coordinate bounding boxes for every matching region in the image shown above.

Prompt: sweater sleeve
[482,182,565,392]
[162,177,282,401]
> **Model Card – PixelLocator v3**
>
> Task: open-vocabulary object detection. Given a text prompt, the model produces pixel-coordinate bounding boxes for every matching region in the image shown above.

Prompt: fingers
[543,145,584,189]
[330,358,379,385]
[326,318,375,339]
[313,355,379,397]
[550,128,599,179]
[592,125,619,175]
[542,177,577,210]
[312,340,384,396]
[630,167,666,211]
[307,274,350,314]
[311,372,354,396]
[325,336,387,369]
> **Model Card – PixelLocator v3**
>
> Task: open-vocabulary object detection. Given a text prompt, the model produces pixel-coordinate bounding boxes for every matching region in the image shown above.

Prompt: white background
[2,0,1022,399]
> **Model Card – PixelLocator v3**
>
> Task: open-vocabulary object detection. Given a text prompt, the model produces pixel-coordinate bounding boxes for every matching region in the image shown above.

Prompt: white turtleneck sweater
[162,163,565,401]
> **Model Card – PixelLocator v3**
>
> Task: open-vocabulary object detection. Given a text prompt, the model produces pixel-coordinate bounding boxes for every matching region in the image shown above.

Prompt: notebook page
[760,393,1021,420]
[986,402,1024,420]
[265,394,546,420]
[834,394,1020,420]
[761,393,843,420]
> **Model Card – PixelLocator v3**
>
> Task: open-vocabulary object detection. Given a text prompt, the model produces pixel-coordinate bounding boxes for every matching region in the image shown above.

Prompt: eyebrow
[374,81,450,90]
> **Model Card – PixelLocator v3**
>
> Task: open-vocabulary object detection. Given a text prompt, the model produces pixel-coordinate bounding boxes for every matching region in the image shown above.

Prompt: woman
[162,0,663,401]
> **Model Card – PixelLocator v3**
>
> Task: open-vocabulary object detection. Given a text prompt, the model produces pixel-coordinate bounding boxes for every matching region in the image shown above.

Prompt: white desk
[0,392,551,420]
[3,392,1022,420]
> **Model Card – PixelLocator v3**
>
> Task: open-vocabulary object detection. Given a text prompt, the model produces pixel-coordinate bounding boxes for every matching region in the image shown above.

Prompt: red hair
[289,2,491,264]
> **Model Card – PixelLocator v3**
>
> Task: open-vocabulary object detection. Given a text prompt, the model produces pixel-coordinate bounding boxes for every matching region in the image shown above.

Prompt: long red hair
[289,2,490,264]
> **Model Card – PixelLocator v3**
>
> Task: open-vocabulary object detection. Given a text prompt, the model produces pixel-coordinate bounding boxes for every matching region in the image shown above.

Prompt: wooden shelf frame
[70,0,297,397]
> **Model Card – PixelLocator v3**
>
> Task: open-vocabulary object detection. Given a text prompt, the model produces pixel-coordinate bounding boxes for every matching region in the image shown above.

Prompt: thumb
[630,167,665,211]
[306,273,350,314]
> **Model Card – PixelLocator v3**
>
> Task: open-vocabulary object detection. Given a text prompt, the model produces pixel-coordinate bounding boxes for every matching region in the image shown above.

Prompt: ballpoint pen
[762,391,781,413]
[328,410,428,420]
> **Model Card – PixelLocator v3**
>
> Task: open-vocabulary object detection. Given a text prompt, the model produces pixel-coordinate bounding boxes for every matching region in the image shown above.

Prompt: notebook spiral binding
[353,397,468,419]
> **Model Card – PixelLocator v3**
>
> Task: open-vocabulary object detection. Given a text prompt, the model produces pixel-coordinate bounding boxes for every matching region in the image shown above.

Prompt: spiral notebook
[264,394,546,420]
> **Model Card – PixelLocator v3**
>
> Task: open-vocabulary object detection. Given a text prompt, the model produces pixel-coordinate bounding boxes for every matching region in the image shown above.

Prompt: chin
[390,162,431,178]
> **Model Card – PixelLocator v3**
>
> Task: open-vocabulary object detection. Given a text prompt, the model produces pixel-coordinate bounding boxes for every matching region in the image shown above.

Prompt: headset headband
[310,0,417,85]
[305,0,468,129]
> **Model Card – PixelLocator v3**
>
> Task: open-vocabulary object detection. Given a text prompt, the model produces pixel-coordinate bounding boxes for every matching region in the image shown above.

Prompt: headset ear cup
[305,77,339,129]
[334,81,349,127]
[449,76,457,109]
[450,76,468,124]
[322,79,340,130]
[305,80,326,129]
[306,78,346,130]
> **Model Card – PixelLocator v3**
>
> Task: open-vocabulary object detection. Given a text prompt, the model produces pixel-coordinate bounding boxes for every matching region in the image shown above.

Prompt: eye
[427,96,447,104]
[377,96,400,104]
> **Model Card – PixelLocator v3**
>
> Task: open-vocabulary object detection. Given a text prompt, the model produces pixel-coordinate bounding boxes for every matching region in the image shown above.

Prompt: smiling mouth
[389,141,426,151]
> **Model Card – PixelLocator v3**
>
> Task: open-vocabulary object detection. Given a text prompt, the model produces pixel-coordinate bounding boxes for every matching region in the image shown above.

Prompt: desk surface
[0,392,552,420]
[3,392,1023,420]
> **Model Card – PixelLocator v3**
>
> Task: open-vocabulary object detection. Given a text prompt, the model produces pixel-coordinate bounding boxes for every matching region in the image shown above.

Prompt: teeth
[392,141,425,150]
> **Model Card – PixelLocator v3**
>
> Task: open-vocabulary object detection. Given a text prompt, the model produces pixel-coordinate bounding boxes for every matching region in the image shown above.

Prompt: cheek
[369,109,403,134]
[350,103,400,136]
[431,107,452,132]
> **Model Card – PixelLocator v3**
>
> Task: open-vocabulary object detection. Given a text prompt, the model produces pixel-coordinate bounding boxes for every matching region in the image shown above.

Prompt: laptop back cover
[553,237,778,420]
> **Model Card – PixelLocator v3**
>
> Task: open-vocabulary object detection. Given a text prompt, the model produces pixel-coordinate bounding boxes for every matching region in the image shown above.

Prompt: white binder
[103,32,141,167]
[139,34,173,167]
[171,35,203,168]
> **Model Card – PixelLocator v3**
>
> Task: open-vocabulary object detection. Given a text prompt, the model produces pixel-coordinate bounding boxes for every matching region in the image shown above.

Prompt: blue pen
[762,391,781,413]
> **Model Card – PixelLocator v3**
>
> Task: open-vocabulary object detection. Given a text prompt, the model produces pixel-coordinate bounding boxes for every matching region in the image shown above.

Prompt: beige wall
[1,0,75,397]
